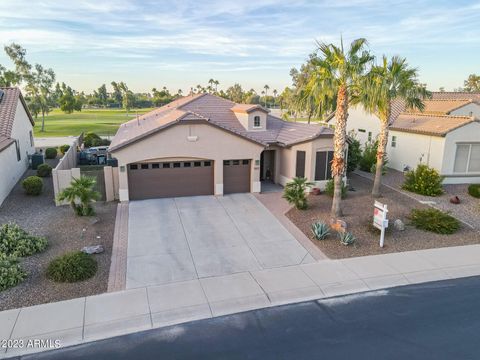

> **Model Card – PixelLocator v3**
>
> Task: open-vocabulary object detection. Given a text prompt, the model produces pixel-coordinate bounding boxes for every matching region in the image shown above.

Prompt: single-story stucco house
[327,92,480,184]
[108,93,338,201]
[0,87,35,206]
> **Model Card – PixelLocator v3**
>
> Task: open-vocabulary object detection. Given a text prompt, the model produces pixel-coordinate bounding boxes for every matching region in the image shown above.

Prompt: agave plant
[339,231,356,246]
[311,222,330,240]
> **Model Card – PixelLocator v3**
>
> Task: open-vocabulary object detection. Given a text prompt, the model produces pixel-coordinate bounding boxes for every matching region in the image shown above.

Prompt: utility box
[31,153,44,170]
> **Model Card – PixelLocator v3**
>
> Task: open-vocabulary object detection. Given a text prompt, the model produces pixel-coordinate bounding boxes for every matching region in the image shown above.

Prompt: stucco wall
[450,103,480,118]
[330,105,381,146]
[278,137,335,189]
[233,110,267,131]
[387,130,445,172]
[0,101,35,206]
[110,123,264,201]
[442,121,480,184]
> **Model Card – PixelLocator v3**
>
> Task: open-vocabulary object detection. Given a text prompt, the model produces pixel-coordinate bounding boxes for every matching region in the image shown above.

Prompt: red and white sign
[373,201,389,247]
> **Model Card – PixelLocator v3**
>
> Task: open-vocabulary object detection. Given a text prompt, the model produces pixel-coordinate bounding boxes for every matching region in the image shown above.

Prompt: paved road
[20,276,480,360]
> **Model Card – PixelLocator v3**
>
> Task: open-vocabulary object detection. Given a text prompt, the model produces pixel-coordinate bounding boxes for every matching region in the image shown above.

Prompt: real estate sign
[373,201,389,247]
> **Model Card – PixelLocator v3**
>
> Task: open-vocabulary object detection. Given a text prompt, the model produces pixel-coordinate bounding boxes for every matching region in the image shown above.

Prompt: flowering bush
[402,164,444,196]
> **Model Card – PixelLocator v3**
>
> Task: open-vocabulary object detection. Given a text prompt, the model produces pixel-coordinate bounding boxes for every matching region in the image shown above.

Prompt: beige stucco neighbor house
[108,93,337,201]
[327,92,480,184]
[0,87,36,205]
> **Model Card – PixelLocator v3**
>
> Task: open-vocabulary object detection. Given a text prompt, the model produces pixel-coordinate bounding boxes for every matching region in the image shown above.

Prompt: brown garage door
[128,160,214,200]
[223,159,251,194]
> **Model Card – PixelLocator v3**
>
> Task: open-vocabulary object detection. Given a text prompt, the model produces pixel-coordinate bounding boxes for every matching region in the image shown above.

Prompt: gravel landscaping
[286,174,480,259]
[356,168,480,230]
[0,163,116,311]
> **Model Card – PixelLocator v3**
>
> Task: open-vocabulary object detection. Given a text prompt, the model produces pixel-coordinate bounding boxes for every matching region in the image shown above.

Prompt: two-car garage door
[128,160,214,200]
[128,159,251,200]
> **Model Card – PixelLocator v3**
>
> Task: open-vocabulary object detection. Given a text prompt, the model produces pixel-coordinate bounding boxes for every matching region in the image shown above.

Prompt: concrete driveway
[126,194,314,288]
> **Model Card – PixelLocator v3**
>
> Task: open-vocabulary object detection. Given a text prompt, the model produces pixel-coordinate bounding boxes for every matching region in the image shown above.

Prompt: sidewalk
[2,244,480,358]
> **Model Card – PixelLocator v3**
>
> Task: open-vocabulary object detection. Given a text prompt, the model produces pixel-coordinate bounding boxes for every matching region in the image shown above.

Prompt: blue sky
[1,0,479,94]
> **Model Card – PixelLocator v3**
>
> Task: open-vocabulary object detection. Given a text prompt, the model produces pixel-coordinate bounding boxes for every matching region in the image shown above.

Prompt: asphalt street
[20,276,480,360]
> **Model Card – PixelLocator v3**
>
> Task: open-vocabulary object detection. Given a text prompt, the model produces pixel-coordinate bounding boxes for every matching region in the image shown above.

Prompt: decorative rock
[393,219,405,231]
[450,196,461,204]
[330,218,347,233]
[311,188,321,195]
[82,245,104,254]
[89,217,100,225]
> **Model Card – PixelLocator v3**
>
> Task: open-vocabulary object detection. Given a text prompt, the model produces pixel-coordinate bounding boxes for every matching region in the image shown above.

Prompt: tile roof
[109,94,333,151]
[404,99,477,115]
[390,113,476,137]
[0,87,34,152]
[230,104,269,114]
[430,91,480,101]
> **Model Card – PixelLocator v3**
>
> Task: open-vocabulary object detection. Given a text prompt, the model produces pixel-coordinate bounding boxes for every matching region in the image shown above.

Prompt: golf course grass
[33,108,155,137]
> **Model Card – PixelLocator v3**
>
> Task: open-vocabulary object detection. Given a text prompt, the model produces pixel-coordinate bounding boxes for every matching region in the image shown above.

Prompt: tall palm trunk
[41,110,45,132]
[331,85,348,217]
[372,109,390,197]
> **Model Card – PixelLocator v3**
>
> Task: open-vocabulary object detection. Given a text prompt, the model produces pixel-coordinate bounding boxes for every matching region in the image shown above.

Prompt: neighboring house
[109,93,337,201]
[327,92,480,184]
[0,87,36,205]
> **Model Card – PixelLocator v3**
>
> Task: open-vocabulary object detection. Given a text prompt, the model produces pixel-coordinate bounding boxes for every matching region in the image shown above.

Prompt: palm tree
[283,177,314,210]
[360,55,429,197]
[305,38,373,217]
[214,80,219,93]
[57,176,101,216]
[263,84,270,106]
[273,89,278,107]
[177,89,183,96]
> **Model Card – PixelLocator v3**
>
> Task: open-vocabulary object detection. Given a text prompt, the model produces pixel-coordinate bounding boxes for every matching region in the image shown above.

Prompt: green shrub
[46,251,97,283]
[36,163,52,177]
[468,184,480,198]
[358,140,388,174]
[283,177,314,210]
[0,223,48,257]
[83,132,102,147]
[409,208,460,234]
[22,176,43,196]
[339,231,356,246]
[402,164,444,196]
[311,222,330,240]
[347,137,362,173]
[324,179,347,198]
[45,147,58,159]
[59,144,70,154]
[0,254,26,291]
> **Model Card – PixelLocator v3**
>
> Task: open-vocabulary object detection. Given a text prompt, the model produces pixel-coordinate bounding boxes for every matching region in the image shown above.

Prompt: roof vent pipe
[0,89,4,103]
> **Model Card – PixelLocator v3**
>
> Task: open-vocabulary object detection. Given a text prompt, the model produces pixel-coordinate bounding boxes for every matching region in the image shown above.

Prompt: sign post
[373,201,389,248]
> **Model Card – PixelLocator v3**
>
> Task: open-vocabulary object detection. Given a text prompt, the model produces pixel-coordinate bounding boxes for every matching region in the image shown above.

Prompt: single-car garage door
[223,159,251,194]
[128,160,214,200]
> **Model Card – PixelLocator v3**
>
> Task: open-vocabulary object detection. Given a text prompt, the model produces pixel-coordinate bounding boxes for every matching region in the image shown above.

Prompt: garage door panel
[223,160,250,194]
[128,162,214,200]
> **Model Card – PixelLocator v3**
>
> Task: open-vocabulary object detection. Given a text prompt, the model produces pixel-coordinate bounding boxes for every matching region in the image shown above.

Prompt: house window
[173,162,181,168]
[152,163,160,169]
[253,116,261,128]
[183,162,191,167]
[315,151,334,181]
[194,161,202,167]
[454,143,480,173]
[141,164,149,169]
[29,131,34,147]
[163,163,170,168]
[295,151,306,178]
[15,140,21,161]
[223,160,230,166]
[368,132,372,142]
[242,159,249,165]
[203,161,211,167]
[391,136,397,148]
[130,164,138,170]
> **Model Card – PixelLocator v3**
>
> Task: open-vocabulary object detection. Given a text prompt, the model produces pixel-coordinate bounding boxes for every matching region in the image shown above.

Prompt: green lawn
[33,108,155,137]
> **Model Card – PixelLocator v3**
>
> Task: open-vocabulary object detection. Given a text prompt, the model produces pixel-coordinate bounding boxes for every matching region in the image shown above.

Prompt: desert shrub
[0,254,26,291]
[283,177,314,210]
[22,176,43,196]
[468,184,480,199]
[36,163,52,177]
[59,144,70,154]
[0,223,48,257]
[339,231,356,246]
[83,132,102,147]
[311,222,330,240]
[409,208,460,234]
[402,164,444,196]
[347,137,362,173]
[324,179,347,198]
[358,140,388,174]
[46,251,97,283]
[45,147,58,159]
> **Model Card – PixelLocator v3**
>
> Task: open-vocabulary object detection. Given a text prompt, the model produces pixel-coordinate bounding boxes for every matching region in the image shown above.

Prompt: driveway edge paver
[107,202,129,292]
[2,245,480,358]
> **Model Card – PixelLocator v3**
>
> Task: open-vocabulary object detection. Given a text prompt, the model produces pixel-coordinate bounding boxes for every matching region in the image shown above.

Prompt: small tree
[283,177,314,210]
[57,177,101,216]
